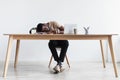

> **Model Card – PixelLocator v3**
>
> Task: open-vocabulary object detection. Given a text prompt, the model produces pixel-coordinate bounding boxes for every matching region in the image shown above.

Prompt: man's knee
[48,41,56,48]
[64,41,69,47]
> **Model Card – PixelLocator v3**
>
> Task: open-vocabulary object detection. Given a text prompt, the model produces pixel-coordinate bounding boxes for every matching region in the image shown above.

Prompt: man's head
[36,23,50,32]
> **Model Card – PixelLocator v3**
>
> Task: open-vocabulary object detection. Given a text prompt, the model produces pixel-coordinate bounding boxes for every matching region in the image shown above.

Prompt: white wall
[0,0,120,62]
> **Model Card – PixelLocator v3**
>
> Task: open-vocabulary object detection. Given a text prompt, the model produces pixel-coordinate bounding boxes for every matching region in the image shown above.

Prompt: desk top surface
[3,34,118,40]
[4,34,118,36]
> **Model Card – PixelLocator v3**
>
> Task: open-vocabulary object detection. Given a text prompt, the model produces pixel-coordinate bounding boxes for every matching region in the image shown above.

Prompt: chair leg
[65,55,70,68]
[48,55,53,68]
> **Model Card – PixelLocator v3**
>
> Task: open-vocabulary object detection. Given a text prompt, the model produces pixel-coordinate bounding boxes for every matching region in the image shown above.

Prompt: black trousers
[48,40,69,62]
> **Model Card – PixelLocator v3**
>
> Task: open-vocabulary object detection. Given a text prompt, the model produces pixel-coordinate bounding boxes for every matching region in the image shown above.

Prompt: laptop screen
[64,24,77,34]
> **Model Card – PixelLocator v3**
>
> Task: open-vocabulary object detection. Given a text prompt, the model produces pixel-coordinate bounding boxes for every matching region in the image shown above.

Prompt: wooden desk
[3,34,118,77]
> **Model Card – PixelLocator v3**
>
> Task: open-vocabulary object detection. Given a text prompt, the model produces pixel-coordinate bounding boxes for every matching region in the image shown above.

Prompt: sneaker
[53,65,60,73]
[60,66,65,72]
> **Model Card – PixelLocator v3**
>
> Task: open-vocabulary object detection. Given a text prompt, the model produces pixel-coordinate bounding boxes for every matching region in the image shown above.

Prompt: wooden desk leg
[3,36,13,77]
[108,36,118,77]
[100,40,106,68]
[14,40,20,68]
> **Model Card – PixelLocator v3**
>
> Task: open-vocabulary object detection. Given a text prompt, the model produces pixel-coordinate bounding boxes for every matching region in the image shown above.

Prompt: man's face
[42,24,49,32]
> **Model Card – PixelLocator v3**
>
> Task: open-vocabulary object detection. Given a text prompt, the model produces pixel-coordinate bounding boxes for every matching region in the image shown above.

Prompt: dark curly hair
[36,23,44,32]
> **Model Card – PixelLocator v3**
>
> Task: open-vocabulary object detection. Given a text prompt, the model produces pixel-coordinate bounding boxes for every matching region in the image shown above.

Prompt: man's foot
[59,65,65,72]
[57,61,65,72]
[53,65,60,73]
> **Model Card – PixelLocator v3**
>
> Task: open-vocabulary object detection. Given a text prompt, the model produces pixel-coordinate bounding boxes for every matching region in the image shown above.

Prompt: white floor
[0,61,120,80]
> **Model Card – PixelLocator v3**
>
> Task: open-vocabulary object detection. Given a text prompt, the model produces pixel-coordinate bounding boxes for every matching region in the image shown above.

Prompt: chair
[48,48,70,68]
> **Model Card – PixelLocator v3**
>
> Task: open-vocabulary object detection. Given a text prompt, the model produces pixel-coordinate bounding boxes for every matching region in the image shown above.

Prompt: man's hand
[59,26,64,31]
[59,26,64,34]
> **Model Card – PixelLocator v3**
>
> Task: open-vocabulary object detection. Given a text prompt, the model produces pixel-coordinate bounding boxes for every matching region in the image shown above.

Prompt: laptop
[64,24,77,34]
